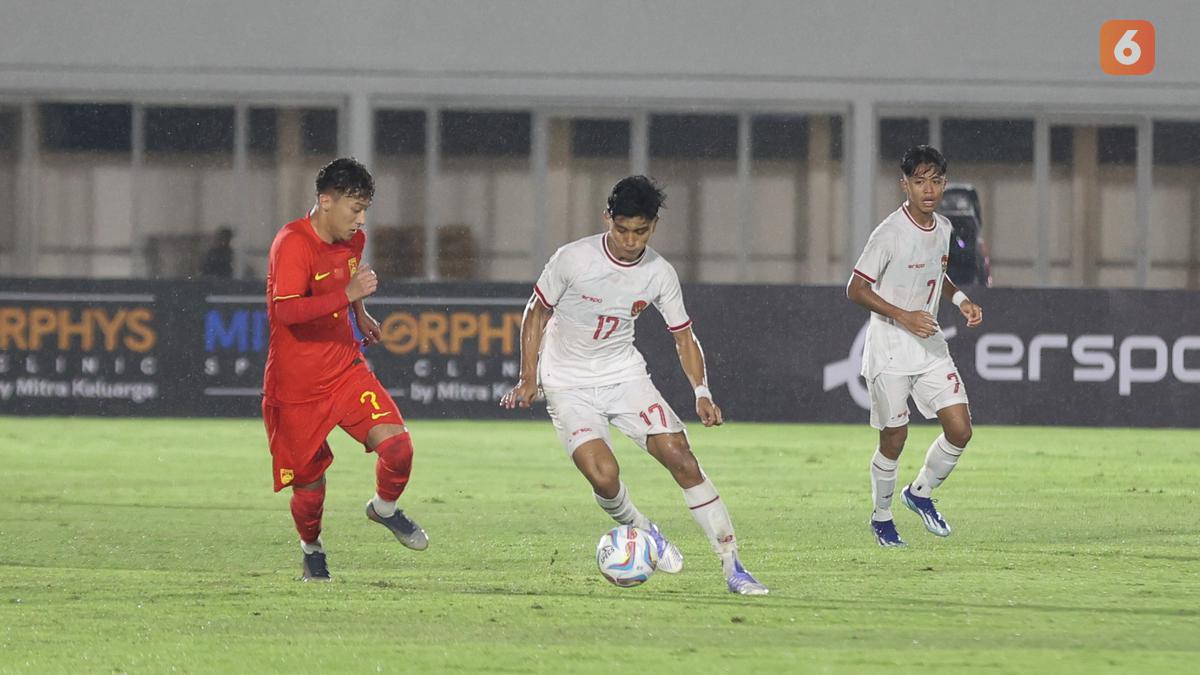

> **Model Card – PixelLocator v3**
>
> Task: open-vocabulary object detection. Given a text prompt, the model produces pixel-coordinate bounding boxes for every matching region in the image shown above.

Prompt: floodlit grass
[2,418,1197,673]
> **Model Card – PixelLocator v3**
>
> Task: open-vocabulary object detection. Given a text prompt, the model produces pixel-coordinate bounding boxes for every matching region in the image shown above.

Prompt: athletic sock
[374,433,414,507]
[682,477,739,576]
[911,433,965,498]
[290,482,326,545]
[370,493,397,518]
[594,481,652,531]
[870,448,899,521]
[299,537,325,555]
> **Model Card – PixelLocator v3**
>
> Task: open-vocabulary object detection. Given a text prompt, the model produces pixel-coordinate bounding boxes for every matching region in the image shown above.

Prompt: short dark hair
[315,157,375,201]
[606,175,666,221]
[901,145,948,177]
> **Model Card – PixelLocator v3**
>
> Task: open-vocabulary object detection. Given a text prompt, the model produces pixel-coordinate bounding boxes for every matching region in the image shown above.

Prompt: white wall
[3,2,1197,285]
[1,1,1197,108]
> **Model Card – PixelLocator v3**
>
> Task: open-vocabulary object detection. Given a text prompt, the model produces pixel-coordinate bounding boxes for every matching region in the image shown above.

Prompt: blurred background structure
[2,0,1199,288]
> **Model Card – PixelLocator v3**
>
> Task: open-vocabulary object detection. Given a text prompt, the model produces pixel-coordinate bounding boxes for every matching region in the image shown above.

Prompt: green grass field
[2,418,1197,673]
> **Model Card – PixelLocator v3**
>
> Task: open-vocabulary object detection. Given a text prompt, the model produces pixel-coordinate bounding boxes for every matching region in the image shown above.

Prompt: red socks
[374,433,414,502]
[290,482,325,544]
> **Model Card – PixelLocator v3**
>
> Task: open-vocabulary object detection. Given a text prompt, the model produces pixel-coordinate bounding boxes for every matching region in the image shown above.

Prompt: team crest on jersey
[941,255,949,271]
[631,300,648,316]
[348,257,359,276]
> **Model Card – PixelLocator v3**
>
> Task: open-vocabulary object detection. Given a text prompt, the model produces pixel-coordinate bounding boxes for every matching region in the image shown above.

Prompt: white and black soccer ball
[596,525,658,587]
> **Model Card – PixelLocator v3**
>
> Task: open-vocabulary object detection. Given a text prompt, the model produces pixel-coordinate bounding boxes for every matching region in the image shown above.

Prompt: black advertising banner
[196,282,530,418]
[0,282,170,415]
[1,278,1197,427]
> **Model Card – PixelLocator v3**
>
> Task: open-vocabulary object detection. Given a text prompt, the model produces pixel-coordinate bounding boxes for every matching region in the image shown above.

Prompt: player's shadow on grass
[887,596,1198,618]
[15,497,274,512]
[408,583,818,609]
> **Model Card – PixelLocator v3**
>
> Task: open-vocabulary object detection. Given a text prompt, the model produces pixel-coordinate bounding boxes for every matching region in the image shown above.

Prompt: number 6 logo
[1101,20,1155,75]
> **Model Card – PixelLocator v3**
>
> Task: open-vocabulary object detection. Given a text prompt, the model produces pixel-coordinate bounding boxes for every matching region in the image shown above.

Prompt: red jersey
[262,213,367,405]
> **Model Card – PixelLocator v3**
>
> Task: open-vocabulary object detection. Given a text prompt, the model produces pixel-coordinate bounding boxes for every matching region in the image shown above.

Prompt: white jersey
[853,203,953,379]
[534,232,692,390]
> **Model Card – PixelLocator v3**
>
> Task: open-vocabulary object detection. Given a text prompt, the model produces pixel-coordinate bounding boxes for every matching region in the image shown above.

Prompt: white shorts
[544,378,686,455]
[868,357,969,430]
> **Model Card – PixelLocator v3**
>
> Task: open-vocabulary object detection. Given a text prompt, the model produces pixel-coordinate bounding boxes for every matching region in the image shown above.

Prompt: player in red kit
[263,157,428,581]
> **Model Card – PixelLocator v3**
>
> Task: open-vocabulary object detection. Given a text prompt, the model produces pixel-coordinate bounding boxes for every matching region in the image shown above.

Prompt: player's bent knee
[947,426,972,448]
[575,453,620,497]
[880,425,908,450]
[587,471,621,498]
[368,423,409,449]
[651,436,701,482]
[375,432,414,472]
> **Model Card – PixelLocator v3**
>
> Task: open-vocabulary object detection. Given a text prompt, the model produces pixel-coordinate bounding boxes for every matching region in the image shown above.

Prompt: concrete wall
[3,2,1198,285]
[3,1,1197,107]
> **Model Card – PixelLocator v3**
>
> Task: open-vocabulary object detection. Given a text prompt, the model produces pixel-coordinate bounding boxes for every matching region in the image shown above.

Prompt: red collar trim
[902,204,937,232]
[602,234,645,267]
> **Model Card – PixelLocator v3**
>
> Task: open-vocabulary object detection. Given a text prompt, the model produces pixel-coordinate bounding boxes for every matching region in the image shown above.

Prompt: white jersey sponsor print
[853,204,954,379]
[534,233,692,389]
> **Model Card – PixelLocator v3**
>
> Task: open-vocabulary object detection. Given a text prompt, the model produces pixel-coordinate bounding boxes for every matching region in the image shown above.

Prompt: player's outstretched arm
[942,275,983,327]
[672,327,723,427]
[500,294,551,409]
[846,275,938,339]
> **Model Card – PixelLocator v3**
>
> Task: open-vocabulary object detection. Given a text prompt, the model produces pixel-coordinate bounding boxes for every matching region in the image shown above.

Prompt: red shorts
[262,365,405,491]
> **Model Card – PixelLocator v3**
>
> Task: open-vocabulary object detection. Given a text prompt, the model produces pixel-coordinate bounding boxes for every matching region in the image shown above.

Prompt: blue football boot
[901,485,951,537]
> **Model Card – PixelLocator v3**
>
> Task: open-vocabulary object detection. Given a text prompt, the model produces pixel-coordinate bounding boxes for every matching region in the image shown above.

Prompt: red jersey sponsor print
[263,214,367,405]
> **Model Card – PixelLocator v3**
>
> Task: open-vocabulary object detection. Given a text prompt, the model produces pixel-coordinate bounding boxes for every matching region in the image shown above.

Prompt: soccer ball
[596,525,658,587]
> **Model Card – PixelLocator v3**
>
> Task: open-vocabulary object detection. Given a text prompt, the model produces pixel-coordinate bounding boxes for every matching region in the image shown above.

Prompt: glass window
[0,107,18,262]
[40,103,131,152]
[140,106,235,278]
[647,113,738,281]
[441,110,530,158]
[878,118,928,164]
[571,119,629,159]
[939,118,1036,288]
[748,114,847,283]
[550,117,632,254]
[301,109,338,156]
[372,108,428,278]
[650,114,737,161]
[1150,121,1200,288]
[239,107,340,280]
[1048,124,1139,287]
[876,118,930,226]
[437,110,532,280]
[145,107,233,153]
[36,102,133,276]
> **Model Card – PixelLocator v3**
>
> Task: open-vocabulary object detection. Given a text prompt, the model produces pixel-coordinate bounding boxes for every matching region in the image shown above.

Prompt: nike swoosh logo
[314,272,332,280]
[371,411,392,420]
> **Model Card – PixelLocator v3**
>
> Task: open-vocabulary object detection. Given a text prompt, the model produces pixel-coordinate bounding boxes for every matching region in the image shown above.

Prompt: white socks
[870,449,899,521]
[911,434,966,498]
[683,477,739,576]
[371,493,398,518]
[595,481,651,531]
[299,537,325,554]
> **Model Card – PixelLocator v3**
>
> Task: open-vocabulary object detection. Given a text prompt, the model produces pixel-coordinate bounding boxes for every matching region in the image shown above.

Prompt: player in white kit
[846,146,984,547]
[500,176,768,595]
